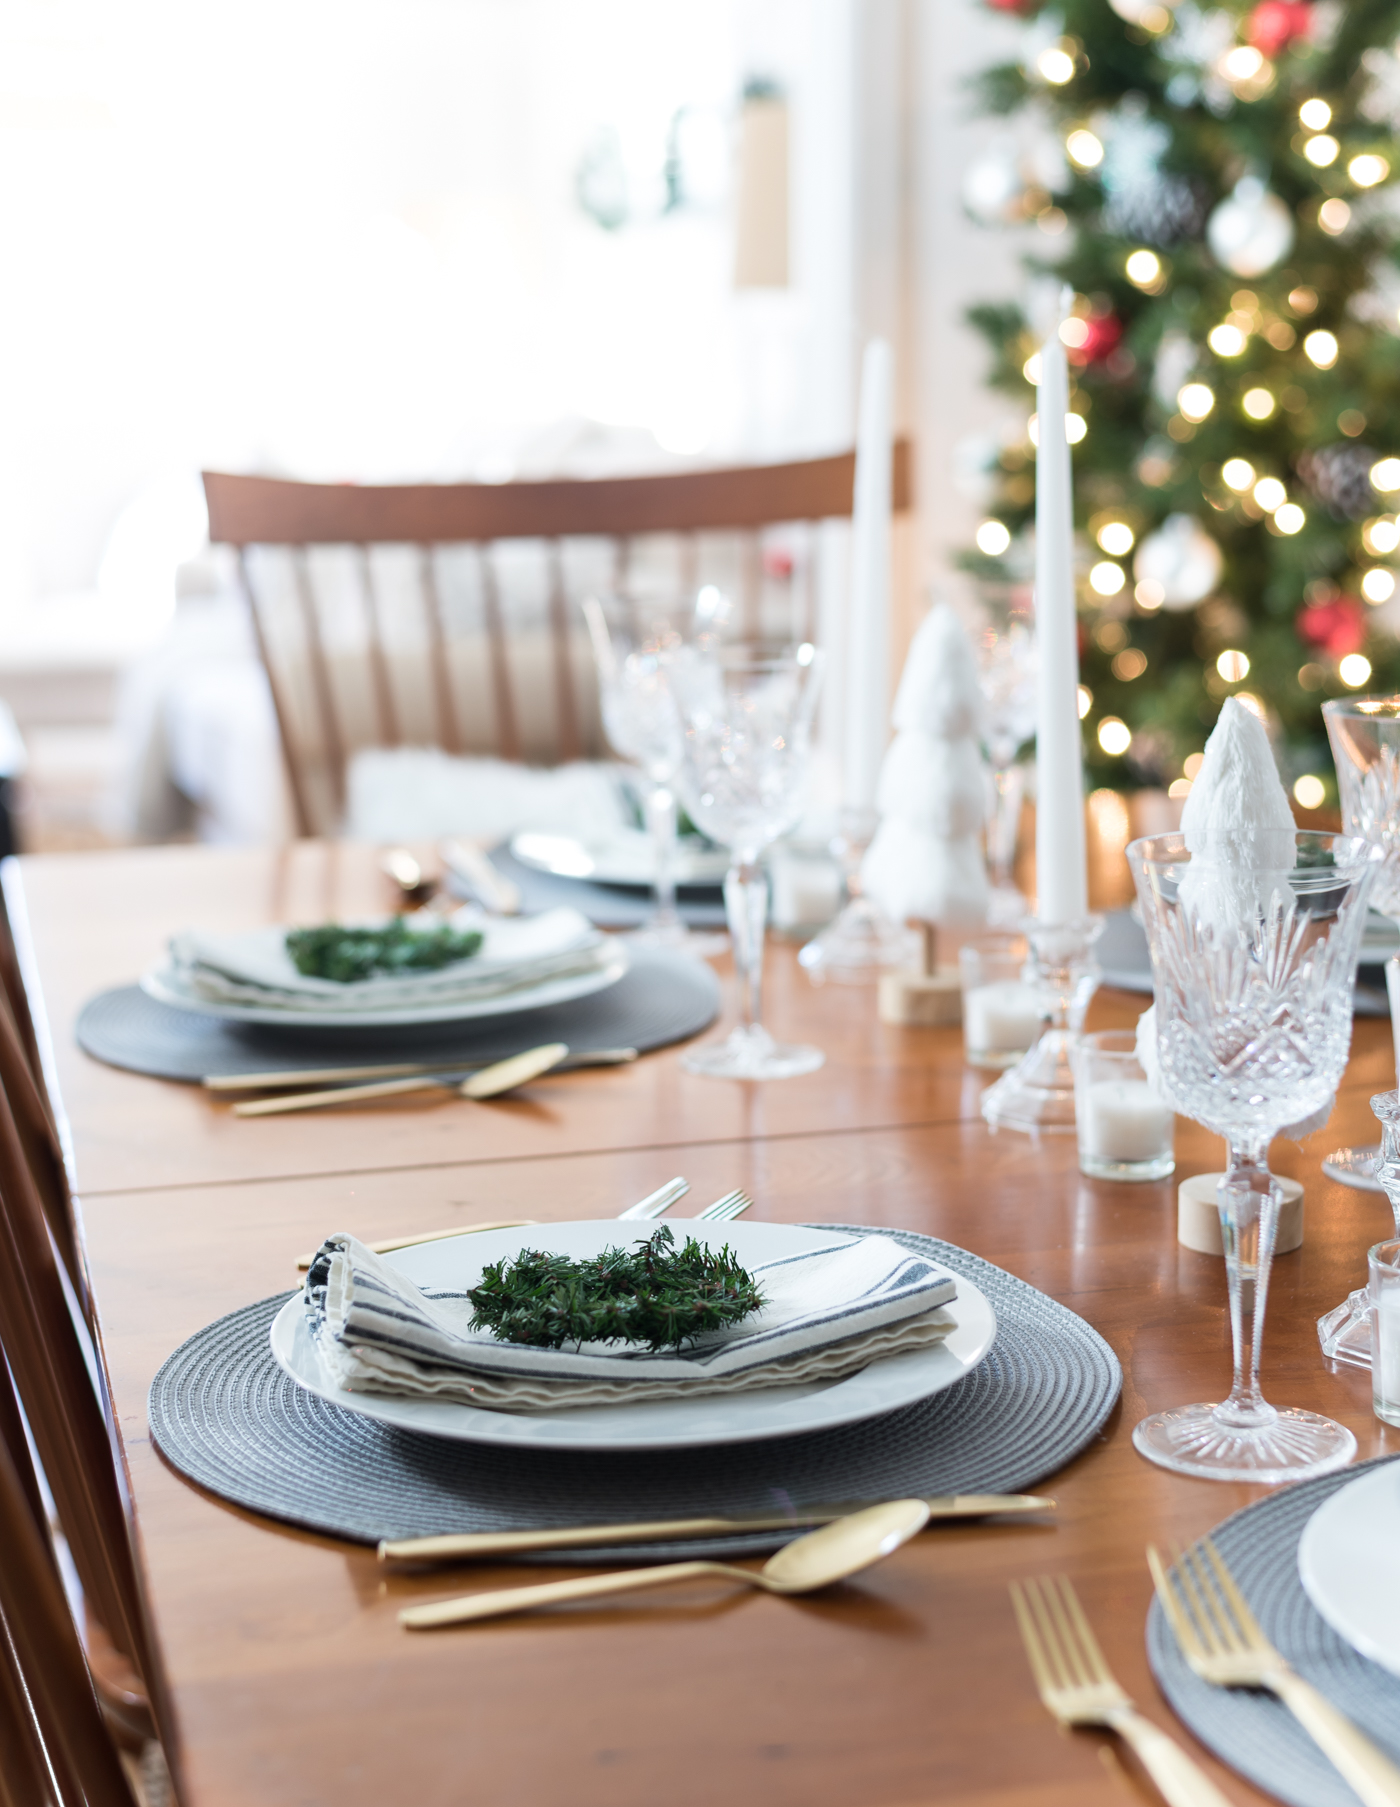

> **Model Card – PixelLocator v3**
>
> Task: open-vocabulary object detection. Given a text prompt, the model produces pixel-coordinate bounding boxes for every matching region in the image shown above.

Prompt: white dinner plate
[511,828,729,889]
[139,944,629,1028]
[1297,1460,1400,1677]
[269,1219,997,1452]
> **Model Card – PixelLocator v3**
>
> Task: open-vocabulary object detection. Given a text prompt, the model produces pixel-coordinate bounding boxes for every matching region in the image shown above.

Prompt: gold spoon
[399,1498,930,1629]
[232,1042,571,1117]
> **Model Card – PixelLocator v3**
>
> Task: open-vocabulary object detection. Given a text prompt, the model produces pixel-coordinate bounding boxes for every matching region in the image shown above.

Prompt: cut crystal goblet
[1129,829,1380,1482]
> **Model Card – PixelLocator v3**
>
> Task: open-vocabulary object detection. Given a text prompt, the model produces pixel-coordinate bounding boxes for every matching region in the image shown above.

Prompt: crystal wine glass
[582,596,723,954]
[1129,828,1380,1481]
[1317,696,1400,1362]
[671,644,826,1079]
[976,616,1037,926]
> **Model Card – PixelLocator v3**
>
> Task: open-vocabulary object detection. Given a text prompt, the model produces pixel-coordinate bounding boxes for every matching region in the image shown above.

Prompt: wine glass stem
[645,783,680,929]
[724,856,767,1035]
[1216,1145,1280,1428]
[988,763,1024,893]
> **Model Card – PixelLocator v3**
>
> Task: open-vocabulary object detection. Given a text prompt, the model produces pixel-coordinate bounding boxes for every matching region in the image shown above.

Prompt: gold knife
[377,1495,1055,1563]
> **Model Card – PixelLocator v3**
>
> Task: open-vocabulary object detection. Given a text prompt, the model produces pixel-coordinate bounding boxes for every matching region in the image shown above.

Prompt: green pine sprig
[466,1225,766,1352]
[285,919,484,983]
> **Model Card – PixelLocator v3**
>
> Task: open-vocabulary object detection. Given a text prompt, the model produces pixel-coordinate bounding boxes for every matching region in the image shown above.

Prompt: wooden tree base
[877,965,963,1027]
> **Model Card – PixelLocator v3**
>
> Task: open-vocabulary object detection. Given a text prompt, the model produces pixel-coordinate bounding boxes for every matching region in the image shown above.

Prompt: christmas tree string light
[963,0,1400,793]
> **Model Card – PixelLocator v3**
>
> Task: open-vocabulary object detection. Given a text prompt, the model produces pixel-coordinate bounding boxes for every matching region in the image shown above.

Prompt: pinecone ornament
[1298,443,1379,520]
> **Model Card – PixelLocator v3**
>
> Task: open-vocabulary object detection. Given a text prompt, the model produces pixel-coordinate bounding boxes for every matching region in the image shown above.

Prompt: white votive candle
[1084,1079,1174,1162]
[964,981,1041,1054]
[1373,1295,1400,1423]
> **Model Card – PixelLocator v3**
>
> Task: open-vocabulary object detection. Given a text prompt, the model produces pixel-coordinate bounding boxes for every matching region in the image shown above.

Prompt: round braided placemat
[1148,1456,1400,1807]
[76,947,719,1083]
[147,1228,1121,1558]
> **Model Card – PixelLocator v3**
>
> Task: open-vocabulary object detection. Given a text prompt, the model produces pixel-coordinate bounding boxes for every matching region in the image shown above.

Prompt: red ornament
[1246,1,1312,57]
[1297,594,1366,657]
[1071,314,1124,367]
[983,0,1037,13]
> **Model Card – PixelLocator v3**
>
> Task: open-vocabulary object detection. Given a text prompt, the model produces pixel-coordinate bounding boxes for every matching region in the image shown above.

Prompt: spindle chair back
[203,443,913,837]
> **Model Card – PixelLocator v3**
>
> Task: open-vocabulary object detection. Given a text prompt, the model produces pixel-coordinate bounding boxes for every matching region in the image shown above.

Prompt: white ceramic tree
[863,603,988,1018]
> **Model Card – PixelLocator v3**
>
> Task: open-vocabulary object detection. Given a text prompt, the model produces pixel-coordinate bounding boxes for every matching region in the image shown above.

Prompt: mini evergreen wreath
[466,1226,766,1352]
[285,919,484,984]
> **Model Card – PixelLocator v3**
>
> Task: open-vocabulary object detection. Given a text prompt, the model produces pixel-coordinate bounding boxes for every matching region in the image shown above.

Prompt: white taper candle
[1034,295,1088,922]
[845,338,893,815]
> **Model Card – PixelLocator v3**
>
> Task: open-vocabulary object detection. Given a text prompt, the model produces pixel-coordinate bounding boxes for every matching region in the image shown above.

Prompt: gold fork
[1149,1540,1400,1807]
[1010,1575,1234,1807]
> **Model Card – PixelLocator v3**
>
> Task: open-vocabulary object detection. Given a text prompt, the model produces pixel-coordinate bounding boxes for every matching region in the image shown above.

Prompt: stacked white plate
[1298,1460,1400,1677]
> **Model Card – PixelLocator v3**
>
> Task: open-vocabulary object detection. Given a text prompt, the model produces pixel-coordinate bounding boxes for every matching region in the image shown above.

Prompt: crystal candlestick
[980,916,1104,1132]
[1319,1090,1400,1368]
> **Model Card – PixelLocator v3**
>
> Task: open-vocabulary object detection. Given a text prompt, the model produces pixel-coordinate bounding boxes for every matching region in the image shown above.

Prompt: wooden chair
[0,1355,137,1807]
[203,444,913,838]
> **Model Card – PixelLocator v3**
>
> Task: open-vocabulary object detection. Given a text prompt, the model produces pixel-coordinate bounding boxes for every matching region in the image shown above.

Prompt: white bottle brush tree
[862,602,989,973]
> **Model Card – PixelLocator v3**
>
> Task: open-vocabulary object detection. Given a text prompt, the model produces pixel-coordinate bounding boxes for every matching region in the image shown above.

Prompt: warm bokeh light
[1111,647,1147,680]
[1065,413,1087,444]
[1167,777,1192,799]
[1340,653,1373,688]
[1037,45,1076,83]
[1293,774,1326,809]
[1126,249,1161,287]
[1097,716,1132,756]
[1274,502,1306,534]
[1216,649,1250,682]
[1178,382,1214,422]
[976,519,1012,555]
[1235,692,1266,720]
[1222,458,1256,491]
[1222,46,1265,81]
[1243,388,1276,420]
[1183,752,1205,779]
[1350,154,1389,188]
[1076,685,1092,720]
[1299,98,1331,130]
[1303,134,1339,167]
[1059,317,1090,348]
[1089,559,1126,595]
[1135,578,1165,609]
[1320,197,1352,234]
[1066,129,1104,168]
[1304,329,1339,368]
[1097,521,1134,555]
[1208,323,1246,357]
[1022,352,1042,385]
[1372,459,1400,492]
[1253,476,1286,512]
[1362,568,1396,603]
[1365,518,1400,554]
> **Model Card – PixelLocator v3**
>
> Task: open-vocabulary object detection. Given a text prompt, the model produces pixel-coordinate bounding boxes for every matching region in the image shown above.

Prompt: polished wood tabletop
[14,842,1400,1807]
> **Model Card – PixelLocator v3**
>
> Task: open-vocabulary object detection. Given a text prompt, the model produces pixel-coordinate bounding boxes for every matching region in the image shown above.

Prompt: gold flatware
[294,1175,689,1271]
[381,847,438,907]
[205,1047,637,1092]
[380,1493,1055,1565]
[399,1498,930,1629]
[232,1042,586,1117]
[1149,1540,1400,1807]
[1011,1573,1234,1807]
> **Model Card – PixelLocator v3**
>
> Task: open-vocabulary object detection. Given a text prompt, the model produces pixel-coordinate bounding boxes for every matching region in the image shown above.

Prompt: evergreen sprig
[466,1225,765,1352]
[285,919,484,983]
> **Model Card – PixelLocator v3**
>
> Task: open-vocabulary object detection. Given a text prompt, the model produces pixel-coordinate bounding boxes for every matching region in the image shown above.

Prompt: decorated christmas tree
[962,0,1400,804]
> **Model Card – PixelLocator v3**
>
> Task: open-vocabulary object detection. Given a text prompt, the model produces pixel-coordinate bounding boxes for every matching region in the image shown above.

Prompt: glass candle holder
[958,933,1038,1070]
[1370,1239,1400,1428]
[1073,1030,1175,1181]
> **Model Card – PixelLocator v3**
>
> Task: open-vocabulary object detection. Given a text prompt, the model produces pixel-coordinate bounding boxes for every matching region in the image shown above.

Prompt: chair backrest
[204,443,913,838]
[0,1357,136,1807]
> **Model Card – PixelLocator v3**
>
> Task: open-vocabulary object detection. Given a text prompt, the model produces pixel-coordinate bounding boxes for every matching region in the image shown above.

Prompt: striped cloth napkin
[302,1230,959,1412]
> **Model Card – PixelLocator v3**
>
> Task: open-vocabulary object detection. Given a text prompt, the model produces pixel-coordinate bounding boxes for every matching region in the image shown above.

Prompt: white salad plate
[1297,1460,1400,1677]
[269,1219,996,1452]
[140,944,629,1028]
[511,828,729,889]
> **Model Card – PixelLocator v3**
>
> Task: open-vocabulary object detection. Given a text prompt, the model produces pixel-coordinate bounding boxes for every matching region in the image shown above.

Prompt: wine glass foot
[797,899,910,985]
[1318,1287,1374,1369]
[1321,1144,1386,1192]
[680,1025,825,1081]
[1132,1402,1357,1483]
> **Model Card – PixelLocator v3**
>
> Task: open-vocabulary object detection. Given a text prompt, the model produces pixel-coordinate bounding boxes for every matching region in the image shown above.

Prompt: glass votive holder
[1369,1239,1400,1428]
[958,933,1039,1071]
[1072,1029,1175,1181]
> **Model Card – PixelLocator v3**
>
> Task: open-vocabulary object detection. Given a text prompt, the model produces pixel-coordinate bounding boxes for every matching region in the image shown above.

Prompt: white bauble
[1206,176,1295,277]
[963,141,1030,226]
[1133,514,1222,610]
[1151,329,1198,410]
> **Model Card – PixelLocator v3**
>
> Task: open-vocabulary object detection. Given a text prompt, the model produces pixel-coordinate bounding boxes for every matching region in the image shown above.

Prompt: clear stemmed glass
[1129,829,1380,1482]
[582,597,724,955]
[976,617,1037,926]
[1317,696,1400,1362]
[671,644,827,1079]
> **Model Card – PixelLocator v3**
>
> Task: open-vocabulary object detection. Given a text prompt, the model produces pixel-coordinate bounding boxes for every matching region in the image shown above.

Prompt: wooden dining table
[12,838,1400,1807]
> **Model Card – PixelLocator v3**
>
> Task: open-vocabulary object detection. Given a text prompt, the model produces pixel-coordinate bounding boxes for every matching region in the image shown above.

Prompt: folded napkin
[170,906,612,1013]
[302,1230,959,1411]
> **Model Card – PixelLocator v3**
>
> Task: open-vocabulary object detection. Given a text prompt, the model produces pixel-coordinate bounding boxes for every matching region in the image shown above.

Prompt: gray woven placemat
[1148,1455,1400,1807]
[76,947,719,1083]
[147,1227,1121,1559]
